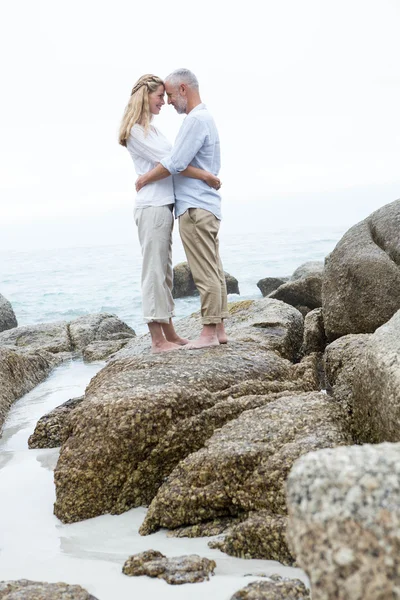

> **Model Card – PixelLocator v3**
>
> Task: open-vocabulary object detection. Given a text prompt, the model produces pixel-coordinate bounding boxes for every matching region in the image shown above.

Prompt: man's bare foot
[184,337,220,350]
[216,323,228,344]
[164,335,190,346]
[151,340,182,354]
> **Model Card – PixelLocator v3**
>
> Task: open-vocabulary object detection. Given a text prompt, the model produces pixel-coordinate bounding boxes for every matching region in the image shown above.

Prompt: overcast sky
[1,0,400,249]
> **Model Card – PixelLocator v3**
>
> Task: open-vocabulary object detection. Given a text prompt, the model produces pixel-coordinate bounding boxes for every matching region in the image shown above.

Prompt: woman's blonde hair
[118,74,164,147]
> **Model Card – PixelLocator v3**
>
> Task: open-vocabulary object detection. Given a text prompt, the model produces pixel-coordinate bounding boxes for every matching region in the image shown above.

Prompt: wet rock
[28,396,85,449]
[230,575,310,599]
[122,550,216,584]
[0,579,98,599]
[257,277,289,297]
[291,261,324,281]
[209,511,295,565]
[172,261,239,298]
[323,198,400,341]
[118,298,304,362]
[269,275,322,314]
[0,348,56,431]
[54,342,295,523]
[0,294,17,333]
[302,308,327,354]
[286,442,400,600]
[140,391,351,535]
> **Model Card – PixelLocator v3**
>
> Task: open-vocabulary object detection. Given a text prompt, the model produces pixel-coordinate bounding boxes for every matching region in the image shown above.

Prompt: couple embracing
[119,69,228,352]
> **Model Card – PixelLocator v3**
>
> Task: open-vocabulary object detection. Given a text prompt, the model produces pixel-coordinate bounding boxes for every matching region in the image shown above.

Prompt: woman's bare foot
[216,322,228,344]
[184,325,220,350]
[164,334,190,346]
[161,321,190,345]
[151,340,182,354]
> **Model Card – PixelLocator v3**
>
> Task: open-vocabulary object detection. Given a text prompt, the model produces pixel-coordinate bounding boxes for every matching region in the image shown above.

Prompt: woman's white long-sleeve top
[127,124,175,208]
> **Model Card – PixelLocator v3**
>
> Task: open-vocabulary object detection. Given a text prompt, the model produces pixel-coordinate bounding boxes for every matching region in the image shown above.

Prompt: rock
[82,339,130,361]
[118,298,304,362]
[0,348,56,431]
[257,277,289,297]
[302,308,327,354]
[139,391,351,535]
[286,442,400,600]
[122,551,216,584]
[269,275,322,314]
[291,261,324,281]
[172,261,239,298]
[68,313,135,350]
[168,516,242,538]
[0,579,98,599]
[325,309,400,444]
[28,396,84,449]
[209,511,295,565]
[322,198,400,341]
[0,294,17,333]
[53,342,296,523]
[229,575,310,599]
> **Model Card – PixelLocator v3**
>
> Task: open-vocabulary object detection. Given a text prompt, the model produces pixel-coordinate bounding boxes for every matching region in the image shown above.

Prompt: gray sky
[1,0,400,249]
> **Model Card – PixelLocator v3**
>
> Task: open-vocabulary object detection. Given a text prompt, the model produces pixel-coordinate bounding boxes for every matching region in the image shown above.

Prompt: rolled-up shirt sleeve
[161,117,206,174]
[129,125,169,163]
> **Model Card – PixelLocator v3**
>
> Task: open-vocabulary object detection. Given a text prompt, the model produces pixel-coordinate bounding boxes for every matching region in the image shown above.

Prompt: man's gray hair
[165,68,199,90]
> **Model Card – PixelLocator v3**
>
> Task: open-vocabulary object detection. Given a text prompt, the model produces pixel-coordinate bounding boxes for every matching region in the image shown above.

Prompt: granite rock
[0,294,17,333]
[257,277,289,297]
[122,551,216,584]
[269,275,322,314]
[286,443,400,600]
[172,261,239,298]
[28,396,85,449]
[0,579,98,599]
[322,198,400,341]
[302,308,327,354]
[291,261,324,281]
[140,391,351,535]
[229,575,310,599]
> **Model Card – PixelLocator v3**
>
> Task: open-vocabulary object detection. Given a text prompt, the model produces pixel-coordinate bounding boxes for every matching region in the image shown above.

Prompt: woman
[119,74,221,353]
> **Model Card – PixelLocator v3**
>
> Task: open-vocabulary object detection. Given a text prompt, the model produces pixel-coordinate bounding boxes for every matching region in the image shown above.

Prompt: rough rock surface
[209,511,295,565]
[322,198,400,341]
[122,550,216,584]
[326,310,400,444]
[256,277,288,297]
[291,261,324,281]
[302,308,327,354]
[172,261,239,298]
[286,443,400,600]
[269,275,322,314]
[0,579,98,599]
[117,298,304,362]
[0,294,17,333]
[229,575,310,599]
[28,396,84,449]
[53,342,296,523]
[167,516,243,538]
[82,339,129,361]
[140,391,351,535]
[0,348,56,431]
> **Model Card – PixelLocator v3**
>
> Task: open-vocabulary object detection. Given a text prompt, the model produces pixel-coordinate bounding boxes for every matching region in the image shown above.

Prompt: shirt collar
[188,103,206,115]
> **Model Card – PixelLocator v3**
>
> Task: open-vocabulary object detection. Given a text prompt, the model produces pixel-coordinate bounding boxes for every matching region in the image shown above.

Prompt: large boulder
[53,300,310,524]
[28,396,84,449]
[291,261,324,281]
[0,579,98,599]
[229,575,310,600]
[0,294,17,333]
[325,309,400,444]
[269,276,322,315]
[286,443,400,600]
[0,347,56,431]
[139,391,351,535]
[322,199,400,341]
[257,277,289,297]
[172,261,239,298]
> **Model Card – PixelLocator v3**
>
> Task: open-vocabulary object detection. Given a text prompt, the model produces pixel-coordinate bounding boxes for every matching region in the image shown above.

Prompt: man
[135,68,228,349]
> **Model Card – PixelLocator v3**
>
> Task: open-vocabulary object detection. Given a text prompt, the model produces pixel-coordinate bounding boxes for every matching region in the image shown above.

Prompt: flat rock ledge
[286,443,400,600]
[122,550,216,584]
[140,391,351,536]
[0,579,98,599]
[230,575,310,599]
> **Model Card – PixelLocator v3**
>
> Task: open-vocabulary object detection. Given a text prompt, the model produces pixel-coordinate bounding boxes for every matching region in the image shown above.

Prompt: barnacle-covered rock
[122,551,216,584]
[0,579,98,599]
[229,574,310,599]
[28,396,84,449]
[140,391,351,535]
[209,511,295,565]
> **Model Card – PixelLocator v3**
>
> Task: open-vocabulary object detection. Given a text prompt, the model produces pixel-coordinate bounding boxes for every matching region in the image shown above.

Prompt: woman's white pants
[134,205,175,324]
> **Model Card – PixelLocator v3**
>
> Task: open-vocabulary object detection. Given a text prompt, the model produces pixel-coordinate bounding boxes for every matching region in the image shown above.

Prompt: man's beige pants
[179,208,229,325]
[134,205,174,324]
